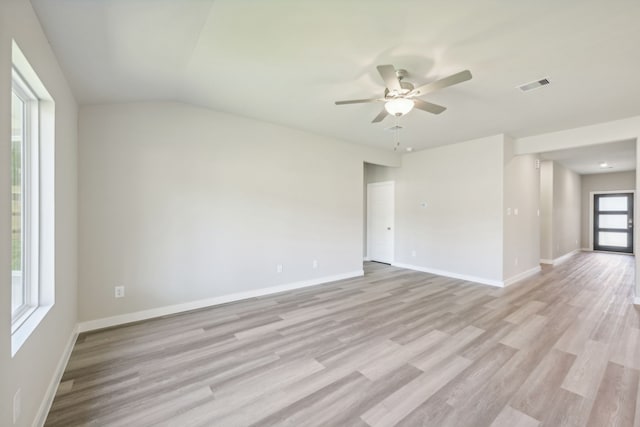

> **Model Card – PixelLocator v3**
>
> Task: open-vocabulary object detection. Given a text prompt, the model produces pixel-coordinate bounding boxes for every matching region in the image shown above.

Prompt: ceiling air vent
[517,78,551,92]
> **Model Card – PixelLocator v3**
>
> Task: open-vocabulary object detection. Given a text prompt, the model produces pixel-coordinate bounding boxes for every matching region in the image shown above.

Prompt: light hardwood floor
[46,252,640,426]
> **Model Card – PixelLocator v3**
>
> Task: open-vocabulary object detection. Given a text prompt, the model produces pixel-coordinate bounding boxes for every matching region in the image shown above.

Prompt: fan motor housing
[396,69,409,79]
[385,81,414,98]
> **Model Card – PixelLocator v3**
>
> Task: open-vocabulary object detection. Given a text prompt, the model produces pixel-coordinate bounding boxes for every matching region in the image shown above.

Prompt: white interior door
[367,181,394,263]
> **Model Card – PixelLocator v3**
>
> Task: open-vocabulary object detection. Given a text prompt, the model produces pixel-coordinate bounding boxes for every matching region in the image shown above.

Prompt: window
[10,40,55,357]
[11,69,40,329]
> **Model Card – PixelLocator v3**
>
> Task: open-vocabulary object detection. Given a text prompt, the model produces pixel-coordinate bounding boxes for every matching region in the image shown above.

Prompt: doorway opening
[363,162,396,265]
[367,181,394,264]
[537,140,636,262]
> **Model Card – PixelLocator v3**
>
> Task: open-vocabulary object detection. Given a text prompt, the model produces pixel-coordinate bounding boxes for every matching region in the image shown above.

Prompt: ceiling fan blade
[377,64,402,93]
[371,108,389,123]
[409,70,472,97]
[413,99,447,114]
[335,97,381,105]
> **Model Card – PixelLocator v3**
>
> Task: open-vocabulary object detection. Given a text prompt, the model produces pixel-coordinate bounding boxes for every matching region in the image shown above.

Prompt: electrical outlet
[13,388,21,424]
[514,208,519,216]
[114,286,125,298]
[411,250,416,257]
[312,260,318,269]
[506,208,511,216]
[277,264,283,273]
[515,257,519,266]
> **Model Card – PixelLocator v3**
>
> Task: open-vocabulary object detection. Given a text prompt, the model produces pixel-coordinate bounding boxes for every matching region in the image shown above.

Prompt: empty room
[2,0,640,426]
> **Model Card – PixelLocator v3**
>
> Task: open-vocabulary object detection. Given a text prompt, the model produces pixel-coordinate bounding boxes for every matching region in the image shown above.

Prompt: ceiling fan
[335,65,472,123]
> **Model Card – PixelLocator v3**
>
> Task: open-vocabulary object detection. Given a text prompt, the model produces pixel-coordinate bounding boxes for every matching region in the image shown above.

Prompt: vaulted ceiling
[31,0,640,150]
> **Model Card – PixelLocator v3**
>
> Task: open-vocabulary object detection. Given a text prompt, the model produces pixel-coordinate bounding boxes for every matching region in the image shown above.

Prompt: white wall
[78,102,399,322]
[0,1,78,426]
[581,171,636,249]
[503,142,540,280]
[394,135,505,284]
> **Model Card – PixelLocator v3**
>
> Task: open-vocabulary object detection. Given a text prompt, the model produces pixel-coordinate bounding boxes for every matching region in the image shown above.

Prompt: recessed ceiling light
[406,147,413,152]
[599,162,612,168]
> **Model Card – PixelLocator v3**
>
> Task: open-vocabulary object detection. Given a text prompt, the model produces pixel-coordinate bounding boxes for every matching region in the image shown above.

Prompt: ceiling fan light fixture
[335,66,471,123]
[385,98,414,116]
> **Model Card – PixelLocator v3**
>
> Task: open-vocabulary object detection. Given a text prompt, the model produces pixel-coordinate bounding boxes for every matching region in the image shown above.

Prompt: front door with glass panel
[594,193,634,253]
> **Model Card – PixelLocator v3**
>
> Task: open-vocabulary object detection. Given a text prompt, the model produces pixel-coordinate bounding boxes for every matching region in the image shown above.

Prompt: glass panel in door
[594,193,633,253]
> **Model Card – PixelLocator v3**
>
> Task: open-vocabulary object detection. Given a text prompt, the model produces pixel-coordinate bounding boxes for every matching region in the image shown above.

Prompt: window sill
[11,303,53,357]
[11,304,37,334]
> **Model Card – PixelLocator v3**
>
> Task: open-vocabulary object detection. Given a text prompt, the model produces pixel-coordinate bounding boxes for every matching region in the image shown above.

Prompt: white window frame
[11,39,55,358]
[11,68,40,332]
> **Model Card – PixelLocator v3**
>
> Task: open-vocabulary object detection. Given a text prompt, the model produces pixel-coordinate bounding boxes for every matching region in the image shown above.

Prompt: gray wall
[581,171,636,249]
[79,102,399,322]
[394,135,505,283]
[540,161,554,261]
[553,162,582,259]
[503,146,540,279]
[0,1,78,425]
[637,146,640,299]
[365,163,395,184]
[540,160,582,261]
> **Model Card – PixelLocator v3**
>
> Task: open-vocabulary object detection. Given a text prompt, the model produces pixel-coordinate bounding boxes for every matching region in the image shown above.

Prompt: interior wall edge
[540,249,581,266]
[502,265,541,287]
[513,115,640,155]
[391,262,503,288]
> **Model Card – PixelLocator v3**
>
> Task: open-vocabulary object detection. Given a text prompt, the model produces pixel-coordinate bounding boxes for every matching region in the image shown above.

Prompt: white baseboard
[34,325,78,427]
[555,249,580,264]
[635,297,640,306]
[392,262,503,287]
[581,248,592,252]
[78,270,364,333]
[540,249,580,266]
[363,257,371,261]
[503,266,542,287]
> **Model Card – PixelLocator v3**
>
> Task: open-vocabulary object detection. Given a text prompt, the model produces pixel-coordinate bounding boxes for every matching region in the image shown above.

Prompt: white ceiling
[539,139,637,175]
[31,0,640,151]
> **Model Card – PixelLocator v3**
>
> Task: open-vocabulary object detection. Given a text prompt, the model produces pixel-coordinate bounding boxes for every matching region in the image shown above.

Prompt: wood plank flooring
[45,252,640,426]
